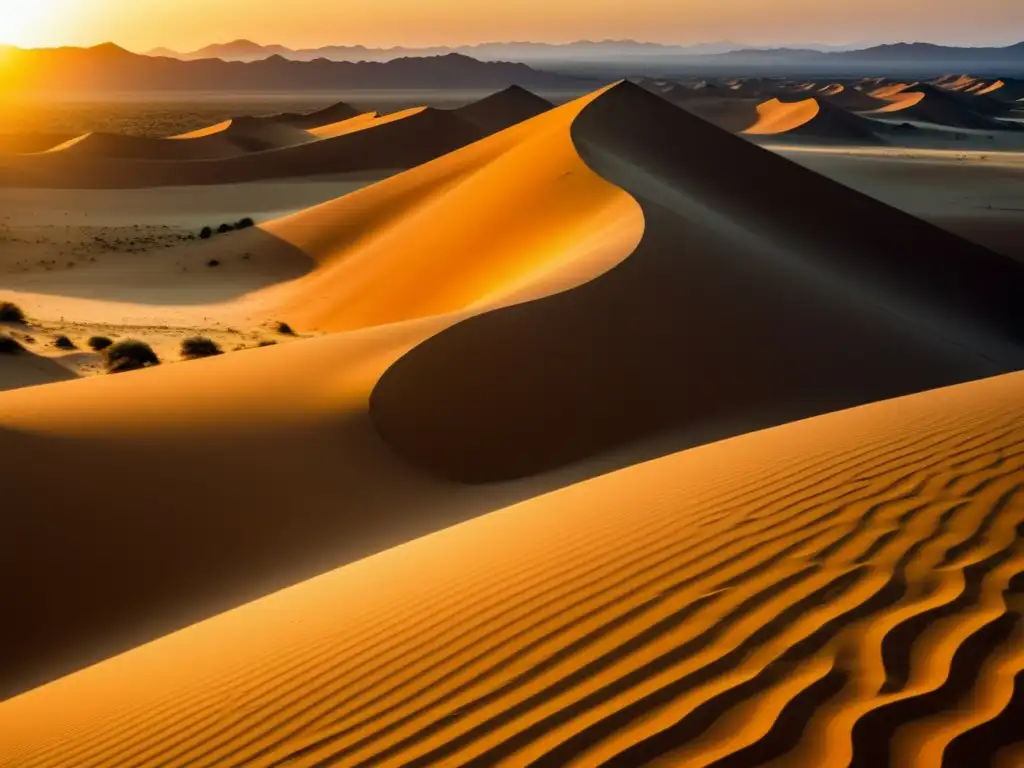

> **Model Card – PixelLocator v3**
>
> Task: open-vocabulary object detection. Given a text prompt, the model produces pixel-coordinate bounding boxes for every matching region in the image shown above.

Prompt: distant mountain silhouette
[146,39,756,63]
[140,39,1024,78]
[4,45,594,94]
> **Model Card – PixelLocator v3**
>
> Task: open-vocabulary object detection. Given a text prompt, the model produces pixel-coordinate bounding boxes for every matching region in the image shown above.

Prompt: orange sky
[2,0,1022,50]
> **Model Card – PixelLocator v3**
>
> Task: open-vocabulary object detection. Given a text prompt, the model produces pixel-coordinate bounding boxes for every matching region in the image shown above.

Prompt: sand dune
[451,84,554,135]
[370,82,1024,481]
[0,85,643,695]
[39,118,316,161]
[870,84,1012,130]
[2,368,1022,766]
[743,97,881,141]
[3,80,1024,763]
[0,133,74,154]
[0,88,554,189]
[3,83,1024,697]
[264,100,361,130]
[0,107,485,188]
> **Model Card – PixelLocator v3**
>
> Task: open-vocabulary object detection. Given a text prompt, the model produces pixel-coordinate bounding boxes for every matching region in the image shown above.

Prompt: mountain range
[146,39,886,63]
[0,45,594,94]
[146,39,1024,78]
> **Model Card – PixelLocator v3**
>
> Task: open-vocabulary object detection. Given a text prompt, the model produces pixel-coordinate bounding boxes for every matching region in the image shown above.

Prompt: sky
[2,0,1023,50]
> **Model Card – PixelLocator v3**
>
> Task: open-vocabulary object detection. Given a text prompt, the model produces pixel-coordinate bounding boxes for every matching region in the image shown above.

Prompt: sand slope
[2,369,1022,766]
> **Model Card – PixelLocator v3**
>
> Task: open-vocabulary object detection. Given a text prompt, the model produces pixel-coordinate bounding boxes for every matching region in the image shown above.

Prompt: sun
[0,0,64,46]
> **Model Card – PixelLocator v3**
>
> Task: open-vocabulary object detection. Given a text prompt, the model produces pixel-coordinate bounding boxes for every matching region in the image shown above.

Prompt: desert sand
[1,78,1023,765]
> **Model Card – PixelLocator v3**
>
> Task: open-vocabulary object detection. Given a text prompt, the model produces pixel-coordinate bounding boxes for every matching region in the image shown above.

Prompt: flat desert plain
[1,76,1023,767]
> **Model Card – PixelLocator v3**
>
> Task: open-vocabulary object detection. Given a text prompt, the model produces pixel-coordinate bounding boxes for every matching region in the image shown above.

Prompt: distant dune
[42,118,316,161]
[452,84,555,135]
[743,97,882,141]
[0,89,559,188]
[869,83,1015,129]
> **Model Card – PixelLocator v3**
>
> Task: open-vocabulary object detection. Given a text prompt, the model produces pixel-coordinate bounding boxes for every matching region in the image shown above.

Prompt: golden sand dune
[0,85,642,694]
[370,83,1024,483]
[307,111,383,138]
[39,118,316,161]
[742,97,881,140]
[2,369,1022,767]
[0,107,485,188]
[0,87,554,189]
[869,84,1012,129]
[2,82,1023,704]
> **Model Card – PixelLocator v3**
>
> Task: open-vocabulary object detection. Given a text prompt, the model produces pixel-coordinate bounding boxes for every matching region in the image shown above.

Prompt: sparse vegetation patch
[181,336,223,359]
[0,302,26,324]
[105,339,160,374]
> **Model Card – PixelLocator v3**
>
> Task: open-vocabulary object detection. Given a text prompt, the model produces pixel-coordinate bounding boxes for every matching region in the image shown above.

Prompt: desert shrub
[257,339,277,347]
[217,223,234,234]
[199,226,213,239]
[235,217,255,229]
[181,336,222,359]
[0,333,24,354]
[54,335,76,350]
[0,301,26,324]
[207,259,221,267]
[105,339,159,373]
[275,321,295,335]
[88,335,113,351]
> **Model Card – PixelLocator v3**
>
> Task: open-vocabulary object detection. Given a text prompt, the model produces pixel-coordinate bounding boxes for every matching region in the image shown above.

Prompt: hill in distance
[0,44,594,94]
[141,39,1024,77]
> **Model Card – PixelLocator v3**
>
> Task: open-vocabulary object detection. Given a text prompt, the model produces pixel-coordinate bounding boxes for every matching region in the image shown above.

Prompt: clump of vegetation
[217,223,234,234]
[54,335,76,350]
[235,217,255,229]
[181,336,223,359]
[105,339,160,373]
[88,335,114,351]
[257,339,277,347]
[0,301,26,324]
[275,321,295,336]
[199,226,213,240]
[0,333,24,354]
[207,259,221,267]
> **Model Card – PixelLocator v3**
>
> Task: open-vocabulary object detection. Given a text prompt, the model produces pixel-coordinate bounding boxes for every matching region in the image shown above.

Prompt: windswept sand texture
[2,369,1023,766]
[2,81,1024,764]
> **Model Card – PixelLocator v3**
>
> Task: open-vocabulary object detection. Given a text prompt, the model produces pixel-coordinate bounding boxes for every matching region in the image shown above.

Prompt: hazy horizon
[2,0,1022,51]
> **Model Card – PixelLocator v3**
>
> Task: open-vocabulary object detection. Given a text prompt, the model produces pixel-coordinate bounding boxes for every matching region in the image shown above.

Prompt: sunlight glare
[0,0,66,47]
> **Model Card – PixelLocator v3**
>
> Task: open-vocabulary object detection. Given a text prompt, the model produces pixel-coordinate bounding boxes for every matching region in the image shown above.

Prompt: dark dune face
[370,82,1024,482]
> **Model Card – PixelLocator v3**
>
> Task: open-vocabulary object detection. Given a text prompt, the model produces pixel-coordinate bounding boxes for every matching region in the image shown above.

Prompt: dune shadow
[0,348,79,391]
[369,83,1024,483]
